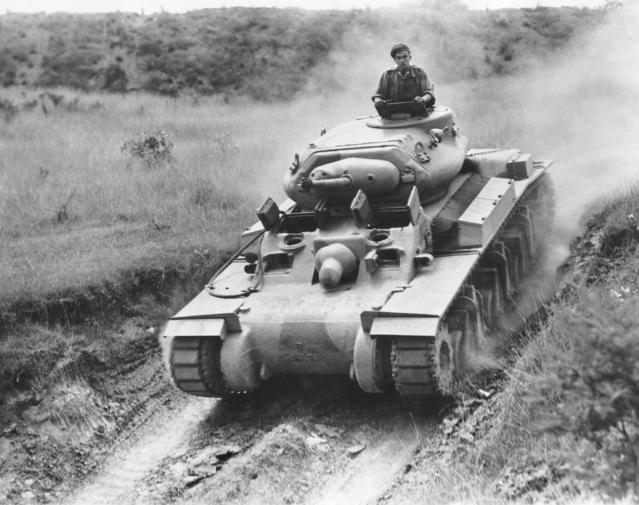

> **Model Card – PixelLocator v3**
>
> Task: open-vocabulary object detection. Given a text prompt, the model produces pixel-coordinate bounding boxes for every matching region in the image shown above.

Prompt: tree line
[0,2,604,101]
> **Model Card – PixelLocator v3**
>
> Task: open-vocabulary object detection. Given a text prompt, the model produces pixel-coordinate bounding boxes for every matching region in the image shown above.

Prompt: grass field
[0,89,339,307]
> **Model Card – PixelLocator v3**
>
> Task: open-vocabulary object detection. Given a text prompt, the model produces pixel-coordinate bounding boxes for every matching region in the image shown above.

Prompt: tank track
[390,310,470,397]
[391,335,451,396]
[170,336,232,398]
[390,173,554,397]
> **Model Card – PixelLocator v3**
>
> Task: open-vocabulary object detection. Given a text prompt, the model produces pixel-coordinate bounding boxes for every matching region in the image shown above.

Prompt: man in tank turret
[372,43,435,116]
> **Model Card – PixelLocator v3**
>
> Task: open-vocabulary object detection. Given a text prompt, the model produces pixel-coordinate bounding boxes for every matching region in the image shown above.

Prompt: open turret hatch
[367,104,455,131]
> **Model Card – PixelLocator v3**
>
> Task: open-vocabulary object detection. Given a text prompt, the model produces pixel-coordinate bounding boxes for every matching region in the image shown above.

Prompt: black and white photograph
[1,0,637,503]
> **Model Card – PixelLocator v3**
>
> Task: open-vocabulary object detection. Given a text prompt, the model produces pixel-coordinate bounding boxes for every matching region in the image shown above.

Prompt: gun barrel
[300,175,352,191]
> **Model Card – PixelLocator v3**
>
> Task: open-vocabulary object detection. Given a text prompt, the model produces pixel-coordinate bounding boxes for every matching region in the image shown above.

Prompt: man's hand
[373,97,383,103]
[414,95,432,106]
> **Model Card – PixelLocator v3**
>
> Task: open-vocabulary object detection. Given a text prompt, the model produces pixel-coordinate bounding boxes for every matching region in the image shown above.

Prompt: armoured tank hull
[165,105,554,397]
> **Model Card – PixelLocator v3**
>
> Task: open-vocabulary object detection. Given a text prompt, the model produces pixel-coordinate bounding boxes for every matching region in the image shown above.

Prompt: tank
[164,102,554,397]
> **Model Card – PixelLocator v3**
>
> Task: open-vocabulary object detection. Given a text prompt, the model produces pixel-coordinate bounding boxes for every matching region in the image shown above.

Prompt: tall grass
[1,91,272,235]
[0,89,334,303]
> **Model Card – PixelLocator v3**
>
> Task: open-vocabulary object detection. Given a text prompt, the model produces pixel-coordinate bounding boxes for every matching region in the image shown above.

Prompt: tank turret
[284,106,470,208]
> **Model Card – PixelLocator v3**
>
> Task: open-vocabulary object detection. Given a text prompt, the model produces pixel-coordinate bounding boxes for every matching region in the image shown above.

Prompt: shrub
[210,133,239,155]
[142,72,179,97]
[0,51,18,86]
[38,49,104,90]
[103,63,128,92]
[136,41,163,58]
[0,99,19,122]
[533,291,639,495]
[121,129,175,168]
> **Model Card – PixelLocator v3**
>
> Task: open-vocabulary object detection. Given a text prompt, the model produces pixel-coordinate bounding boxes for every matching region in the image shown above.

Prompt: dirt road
[62,374,445,505]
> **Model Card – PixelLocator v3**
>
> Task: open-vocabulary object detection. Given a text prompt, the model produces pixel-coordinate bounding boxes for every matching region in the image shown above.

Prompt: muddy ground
[0,344,462,505]
[64,377,453,505]
[0,303,511,505]
[0,309,524,505]
[0,239,584,505]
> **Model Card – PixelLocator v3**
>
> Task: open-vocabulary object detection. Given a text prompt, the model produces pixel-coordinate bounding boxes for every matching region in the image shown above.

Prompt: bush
[38,49,104,90]
[210,133,239,154]
[142,72,179,97]
[0,51,18,86]
[533,291,639,495]
[0,99,19,122]
[103,63,128,92]
[121,129,175,168]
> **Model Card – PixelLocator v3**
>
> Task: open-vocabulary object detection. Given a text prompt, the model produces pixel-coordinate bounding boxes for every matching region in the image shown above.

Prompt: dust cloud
[292,4,639,260]
[509,4,639,243]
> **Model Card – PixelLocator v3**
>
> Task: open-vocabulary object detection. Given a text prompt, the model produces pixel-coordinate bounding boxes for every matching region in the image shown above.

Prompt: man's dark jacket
[373,65,435,103]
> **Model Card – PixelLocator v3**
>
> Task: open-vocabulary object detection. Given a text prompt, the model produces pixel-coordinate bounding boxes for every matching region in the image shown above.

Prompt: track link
[170,336,231,398]
[392,337,439,396]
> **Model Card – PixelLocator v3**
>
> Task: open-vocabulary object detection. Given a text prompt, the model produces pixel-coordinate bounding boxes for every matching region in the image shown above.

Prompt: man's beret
[390,43,410,58]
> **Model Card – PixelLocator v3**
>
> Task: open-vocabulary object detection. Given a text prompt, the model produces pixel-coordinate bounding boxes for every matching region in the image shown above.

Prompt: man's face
[394,51,411,70]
